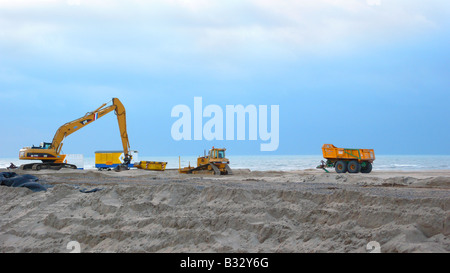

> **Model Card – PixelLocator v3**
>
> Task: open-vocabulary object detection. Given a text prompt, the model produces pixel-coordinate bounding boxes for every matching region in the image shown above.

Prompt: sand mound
[0,169,449,253]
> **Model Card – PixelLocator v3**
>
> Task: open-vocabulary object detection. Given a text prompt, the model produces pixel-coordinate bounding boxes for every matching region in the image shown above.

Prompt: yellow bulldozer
[179,147,232,175]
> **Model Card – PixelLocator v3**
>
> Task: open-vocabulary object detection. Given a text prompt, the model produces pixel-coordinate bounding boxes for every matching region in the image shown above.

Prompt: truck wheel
[361,162,373,173]
[348,161,361,173]
[335,161,348,173]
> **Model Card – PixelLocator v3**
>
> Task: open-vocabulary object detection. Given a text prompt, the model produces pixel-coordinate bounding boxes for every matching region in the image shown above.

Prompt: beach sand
[0,168,449,253]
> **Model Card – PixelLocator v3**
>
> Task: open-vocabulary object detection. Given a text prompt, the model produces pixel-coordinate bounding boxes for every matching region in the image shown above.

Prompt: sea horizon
[2,154,450,172]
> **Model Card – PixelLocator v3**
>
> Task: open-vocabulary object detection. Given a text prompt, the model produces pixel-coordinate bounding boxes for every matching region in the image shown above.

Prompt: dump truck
[179,147,232,175]
[19,98,133,171]
[319,144,375,173]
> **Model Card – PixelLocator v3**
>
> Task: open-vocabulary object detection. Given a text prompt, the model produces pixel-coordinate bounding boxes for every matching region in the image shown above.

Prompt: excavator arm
[112,98,132,165]
[51,98,131,163]
[19,98,132,170]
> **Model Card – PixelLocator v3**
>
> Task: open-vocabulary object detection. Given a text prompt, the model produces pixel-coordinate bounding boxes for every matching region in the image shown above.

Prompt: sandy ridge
[0,169,449,253]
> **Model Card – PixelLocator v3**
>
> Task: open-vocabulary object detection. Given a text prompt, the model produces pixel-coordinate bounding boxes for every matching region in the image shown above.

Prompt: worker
[319,160,326,169]
[7,163,18,170]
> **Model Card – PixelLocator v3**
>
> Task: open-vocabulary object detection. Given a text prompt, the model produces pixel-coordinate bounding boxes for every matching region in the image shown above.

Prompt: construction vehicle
[318,144,375,174]
[179,147,232,175]
[95,150,139,171]
[134,161,168,171]
[19,98,132,171]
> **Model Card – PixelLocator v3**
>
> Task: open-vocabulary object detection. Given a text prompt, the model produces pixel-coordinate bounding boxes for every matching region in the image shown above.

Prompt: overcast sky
[1,0,449,157]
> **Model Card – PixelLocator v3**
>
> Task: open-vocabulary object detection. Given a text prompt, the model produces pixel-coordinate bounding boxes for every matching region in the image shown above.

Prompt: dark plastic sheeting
[0,172,47,192]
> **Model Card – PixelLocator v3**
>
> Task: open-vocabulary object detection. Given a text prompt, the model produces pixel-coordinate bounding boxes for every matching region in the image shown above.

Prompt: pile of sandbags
[0,172,47,192]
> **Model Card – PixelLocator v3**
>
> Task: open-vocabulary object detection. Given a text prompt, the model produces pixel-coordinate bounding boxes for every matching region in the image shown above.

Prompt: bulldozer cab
[209,148,226,159]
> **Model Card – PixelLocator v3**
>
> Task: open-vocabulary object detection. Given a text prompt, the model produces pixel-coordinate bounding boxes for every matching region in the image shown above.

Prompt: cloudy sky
[0,0,449,157]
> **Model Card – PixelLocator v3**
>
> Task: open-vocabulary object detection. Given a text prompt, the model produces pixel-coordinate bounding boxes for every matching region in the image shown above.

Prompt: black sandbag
[0,172,17,179]
[0,172,46,192]
[19,182,47,193]
[1,175,38,187]
[18,174,39,181]
[0,176,15,186]
[11,178,37,187]
[80,188,103,193]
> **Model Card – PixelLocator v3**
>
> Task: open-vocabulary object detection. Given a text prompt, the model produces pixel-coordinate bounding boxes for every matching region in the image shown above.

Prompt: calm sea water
[1,155,450,171]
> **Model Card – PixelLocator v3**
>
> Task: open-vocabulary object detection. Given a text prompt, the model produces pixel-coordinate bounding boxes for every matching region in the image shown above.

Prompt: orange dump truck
[320,144,375,173]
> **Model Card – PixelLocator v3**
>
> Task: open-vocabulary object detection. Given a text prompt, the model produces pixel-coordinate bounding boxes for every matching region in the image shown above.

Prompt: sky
[0,0,449,157]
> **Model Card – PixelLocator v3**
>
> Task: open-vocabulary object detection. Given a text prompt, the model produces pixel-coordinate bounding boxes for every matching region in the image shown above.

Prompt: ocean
[1,155,450,171]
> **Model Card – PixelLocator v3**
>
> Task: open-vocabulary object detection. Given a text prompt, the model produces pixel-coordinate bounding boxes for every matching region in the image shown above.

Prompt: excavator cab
[40,142,52,149]
[31,142,52,149]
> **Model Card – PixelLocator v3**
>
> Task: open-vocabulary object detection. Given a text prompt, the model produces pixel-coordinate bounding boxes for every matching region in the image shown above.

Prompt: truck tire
[335,161,347,173]
[361,162,373,173]
[348,160,361,173]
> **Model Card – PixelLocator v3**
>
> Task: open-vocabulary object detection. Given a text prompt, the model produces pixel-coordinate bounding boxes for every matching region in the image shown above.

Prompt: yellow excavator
[19,98,132,171]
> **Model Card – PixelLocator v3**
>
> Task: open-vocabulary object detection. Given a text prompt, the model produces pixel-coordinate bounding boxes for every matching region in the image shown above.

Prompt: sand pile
[0,169,449,253]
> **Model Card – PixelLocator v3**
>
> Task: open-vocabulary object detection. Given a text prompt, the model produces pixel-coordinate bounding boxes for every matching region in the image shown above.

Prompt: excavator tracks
[186,163,232,175]
[19,163,77,171]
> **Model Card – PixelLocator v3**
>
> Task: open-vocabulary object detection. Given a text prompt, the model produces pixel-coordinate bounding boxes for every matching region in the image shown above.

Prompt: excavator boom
[112,98,131,165]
